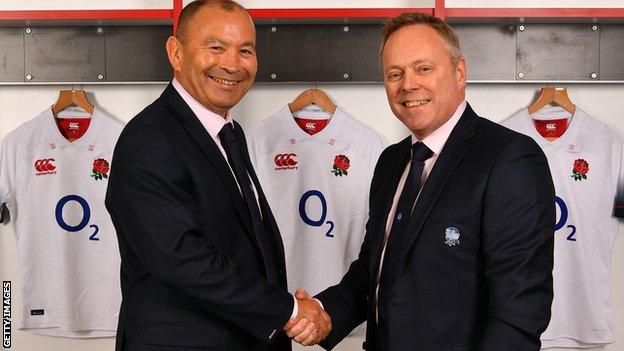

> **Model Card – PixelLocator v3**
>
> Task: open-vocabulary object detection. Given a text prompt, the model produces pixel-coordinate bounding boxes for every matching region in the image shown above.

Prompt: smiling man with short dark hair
[106,1,329,350]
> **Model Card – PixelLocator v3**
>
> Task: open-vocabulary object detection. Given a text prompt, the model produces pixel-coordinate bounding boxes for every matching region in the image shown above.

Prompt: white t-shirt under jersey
[0,107,123,338]
[502,106,624,348]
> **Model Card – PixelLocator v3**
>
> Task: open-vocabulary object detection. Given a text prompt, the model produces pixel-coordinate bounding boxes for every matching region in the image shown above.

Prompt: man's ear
[166,36,183,74]
[455,57,467,89]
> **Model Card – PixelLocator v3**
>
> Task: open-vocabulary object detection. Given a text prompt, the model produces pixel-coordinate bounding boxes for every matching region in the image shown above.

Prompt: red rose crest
[331,154,350,177]
[91,158,110,181]
[571,159,588,181]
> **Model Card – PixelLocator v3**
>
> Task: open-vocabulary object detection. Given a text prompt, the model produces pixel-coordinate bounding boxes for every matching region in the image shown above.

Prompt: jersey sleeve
[0,137,14,222]
[614,137,624,218]
[370,133,384,166]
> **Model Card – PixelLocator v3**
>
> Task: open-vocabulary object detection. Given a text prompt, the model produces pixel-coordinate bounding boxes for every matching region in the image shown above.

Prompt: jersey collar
[277,104,346,146]
[522,106,585,153]
[43,107,102,148]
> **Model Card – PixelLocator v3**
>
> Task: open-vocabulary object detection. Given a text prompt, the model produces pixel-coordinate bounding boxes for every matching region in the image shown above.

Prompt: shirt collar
[172,78,233,139]
[410,100,467,156]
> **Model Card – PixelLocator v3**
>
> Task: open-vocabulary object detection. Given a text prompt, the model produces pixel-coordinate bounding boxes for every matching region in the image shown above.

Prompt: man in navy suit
[106,1,329,350]
[287,12,555,351]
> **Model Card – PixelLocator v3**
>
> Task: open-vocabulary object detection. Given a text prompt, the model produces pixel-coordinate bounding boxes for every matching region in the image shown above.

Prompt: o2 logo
[299,190,334,238]
[55,195,100,241]
[555,196,576,242]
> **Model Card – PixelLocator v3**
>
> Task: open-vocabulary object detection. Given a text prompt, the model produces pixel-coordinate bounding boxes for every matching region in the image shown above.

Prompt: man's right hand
[284,289,332,346]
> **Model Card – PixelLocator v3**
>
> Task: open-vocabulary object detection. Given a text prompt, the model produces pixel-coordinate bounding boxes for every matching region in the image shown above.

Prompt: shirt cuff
[290,294,298,319]
[289,295,325,321]
[314,298,324,310]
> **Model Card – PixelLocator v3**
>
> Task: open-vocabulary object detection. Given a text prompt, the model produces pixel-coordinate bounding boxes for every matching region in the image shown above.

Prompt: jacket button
[362,341,368,350]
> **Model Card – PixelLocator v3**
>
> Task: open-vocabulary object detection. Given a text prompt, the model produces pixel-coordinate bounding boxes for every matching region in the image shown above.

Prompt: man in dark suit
[287,12,555,351]
[105,1,329,350]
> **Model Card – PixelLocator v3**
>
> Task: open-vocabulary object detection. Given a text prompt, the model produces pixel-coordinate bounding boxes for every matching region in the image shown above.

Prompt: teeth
[404,100,430,107]
[211,77,238,86]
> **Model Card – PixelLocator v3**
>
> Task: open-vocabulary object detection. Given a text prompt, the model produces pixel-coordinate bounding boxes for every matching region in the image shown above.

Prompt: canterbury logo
[274,153,298,167]
[305,122,316,130]
[34,158,56,173]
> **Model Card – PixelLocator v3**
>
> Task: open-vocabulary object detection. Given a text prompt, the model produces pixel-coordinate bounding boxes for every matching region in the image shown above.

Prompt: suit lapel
[368,137,412,280]
[159,84,254,236]
[386,104,478,286]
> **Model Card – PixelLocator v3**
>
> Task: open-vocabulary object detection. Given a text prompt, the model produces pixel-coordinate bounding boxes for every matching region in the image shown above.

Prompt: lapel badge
[444,227,460,247]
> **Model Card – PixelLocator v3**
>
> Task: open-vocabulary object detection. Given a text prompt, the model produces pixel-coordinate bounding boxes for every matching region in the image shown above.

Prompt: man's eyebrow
[202,37,227,45]
[384,59,433,71]
[201,37,255,49]
[241,41,255,49]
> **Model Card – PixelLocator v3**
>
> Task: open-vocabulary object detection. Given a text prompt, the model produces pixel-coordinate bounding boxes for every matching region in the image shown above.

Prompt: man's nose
[401,70,421,92]
[219,49,241,74]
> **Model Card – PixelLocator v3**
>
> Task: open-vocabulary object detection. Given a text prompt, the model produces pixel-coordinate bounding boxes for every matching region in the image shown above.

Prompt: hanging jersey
[247,105,382,335]
[0,107,123,338]
[501,106,624,348]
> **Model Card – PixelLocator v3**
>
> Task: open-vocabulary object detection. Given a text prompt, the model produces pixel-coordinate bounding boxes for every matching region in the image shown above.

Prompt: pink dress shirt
[171,79,299,320]
[375,100,467,316]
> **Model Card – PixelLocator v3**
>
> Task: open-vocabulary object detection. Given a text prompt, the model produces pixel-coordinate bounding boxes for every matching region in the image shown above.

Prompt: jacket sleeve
[314,146,394,350]
[315,227,371,350]
[105,125,294,343]
[478,135,555,351]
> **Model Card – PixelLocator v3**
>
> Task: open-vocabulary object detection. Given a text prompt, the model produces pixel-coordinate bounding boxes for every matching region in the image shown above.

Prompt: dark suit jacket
[105,84,293,351]
[317,103,555,351]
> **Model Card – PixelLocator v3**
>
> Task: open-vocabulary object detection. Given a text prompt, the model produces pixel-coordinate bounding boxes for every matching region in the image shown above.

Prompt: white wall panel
[0,0,172,11]
[447,0,623,8]
[187,0,432,8]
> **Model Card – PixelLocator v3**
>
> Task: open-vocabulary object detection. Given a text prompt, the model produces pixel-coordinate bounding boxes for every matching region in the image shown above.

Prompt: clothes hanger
[51,88,95,117]
[527,86,576,115]
[288,88,337,115]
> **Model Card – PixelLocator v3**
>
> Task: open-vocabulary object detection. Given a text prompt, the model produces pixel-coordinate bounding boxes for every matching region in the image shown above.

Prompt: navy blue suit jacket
[317,104,555,351]
[106,84,293,351]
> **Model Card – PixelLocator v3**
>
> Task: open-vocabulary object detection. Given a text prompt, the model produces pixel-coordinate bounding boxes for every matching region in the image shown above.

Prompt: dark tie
[379,142,433,284]
[218,123,279,283]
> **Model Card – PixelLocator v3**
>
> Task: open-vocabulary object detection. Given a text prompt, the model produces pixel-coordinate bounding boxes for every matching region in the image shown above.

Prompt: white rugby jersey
[0,107,123,338]
[247,105,382,314]
[501,106,624,348]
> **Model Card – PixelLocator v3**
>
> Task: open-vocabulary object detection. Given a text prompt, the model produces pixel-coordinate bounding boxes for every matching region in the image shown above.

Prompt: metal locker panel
[24,26,106,82]
[350,24,383,82]
[516,24,599,81]
[0,28,24,82]
[600,24,624,80]
[255,25,271,82]
[454,24,517,80]
[268,24,351,82]
[106,26,172,82]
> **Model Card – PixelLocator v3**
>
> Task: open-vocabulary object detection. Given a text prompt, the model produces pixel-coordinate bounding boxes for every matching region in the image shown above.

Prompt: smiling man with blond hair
[289,12,556,351]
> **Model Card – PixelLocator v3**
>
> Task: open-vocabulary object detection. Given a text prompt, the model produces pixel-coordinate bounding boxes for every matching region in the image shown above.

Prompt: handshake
[283,288,332,346]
